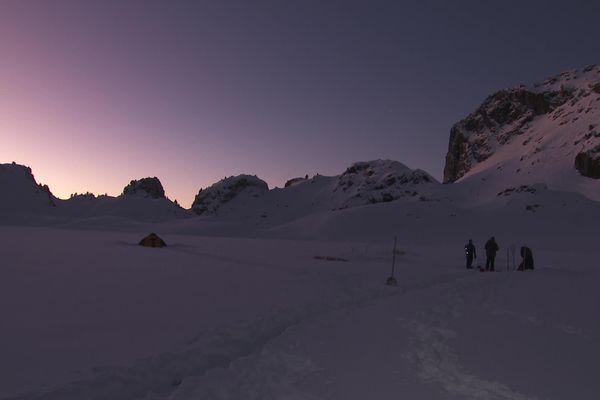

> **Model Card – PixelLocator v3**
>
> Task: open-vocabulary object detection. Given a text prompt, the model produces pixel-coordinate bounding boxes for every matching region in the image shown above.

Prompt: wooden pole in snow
[387,236,398,286]
[391,236,397,277]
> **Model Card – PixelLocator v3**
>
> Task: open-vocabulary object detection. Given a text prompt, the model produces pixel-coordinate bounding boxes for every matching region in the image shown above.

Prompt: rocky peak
[0,162,56,207]
[121,177,165,199]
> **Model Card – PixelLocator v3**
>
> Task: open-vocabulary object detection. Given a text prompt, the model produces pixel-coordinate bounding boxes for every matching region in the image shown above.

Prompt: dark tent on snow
[139,233,167,248]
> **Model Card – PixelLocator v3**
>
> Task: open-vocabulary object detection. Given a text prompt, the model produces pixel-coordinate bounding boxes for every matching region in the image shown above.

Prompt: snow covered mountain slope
[57,177,191,224]
[191,175,270,216]
[333,160,437,208]
[444,65,600,201]
[188,160,439,227]
[0,160,437,228]
[58,194,191,225]
[0,163,56,221]
[0,165,190,225]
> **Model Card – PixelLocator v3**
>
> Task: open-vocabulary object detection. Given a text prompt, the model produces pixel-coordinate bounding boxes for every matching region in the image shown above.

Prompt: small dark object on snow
[386,276,398,286]
[313,255,349,262]
[171,378,182,387]
[139,233,167,248]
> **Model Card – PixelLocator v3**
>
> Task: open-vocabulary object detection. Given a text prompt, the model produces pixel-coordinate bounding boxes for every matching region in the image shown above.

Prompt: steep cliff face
[443,88,561,182]
[442,65,600,200]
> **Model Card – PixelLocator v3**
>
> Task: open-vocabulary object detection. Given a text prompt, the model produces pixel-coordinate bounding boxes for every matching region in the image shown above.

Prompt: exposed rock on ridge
[575,145,600,179]
[284,176,308,188]
[121,177,165,199]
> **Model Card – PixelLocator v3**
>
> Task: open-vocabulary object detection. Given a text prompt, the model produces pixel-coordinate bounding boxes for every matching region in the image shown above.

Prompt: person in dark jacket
[465,239,476,269]
[518,246,534,271]
[484,236,499,271]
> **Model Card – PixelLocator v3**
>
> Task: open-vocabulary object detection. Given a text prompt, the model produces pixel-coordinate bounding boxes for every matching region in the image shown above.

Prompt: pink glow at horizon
[0,2,317,207]
[2,1,597,208]
[0,57,237,207]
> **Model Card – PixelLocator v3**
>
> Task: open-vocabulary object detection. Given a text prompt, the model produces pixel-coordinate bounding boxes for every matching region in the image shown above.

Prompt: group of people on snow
[464,237,534,271]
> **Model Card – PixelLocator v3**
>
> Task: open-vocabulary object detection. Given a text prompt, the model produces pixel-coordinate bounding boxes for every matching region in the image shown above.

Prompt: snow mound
[443,65,600,201]
[59,194,190,223]
[192,175,269,215]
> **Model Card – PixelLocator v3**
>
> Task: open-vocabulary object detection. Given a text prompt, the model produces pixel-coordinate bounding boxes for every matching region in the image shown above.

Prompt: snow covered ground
[1,183,598,399]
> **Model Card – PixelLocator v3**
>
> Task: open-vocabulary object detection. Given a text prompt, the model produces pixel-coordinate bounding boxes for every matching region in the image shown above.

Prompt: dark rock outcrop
[38,183,56,206]
[284,176,308,188]
[443,127,470,184]
[575,145,600,179]
[122,177,165,199]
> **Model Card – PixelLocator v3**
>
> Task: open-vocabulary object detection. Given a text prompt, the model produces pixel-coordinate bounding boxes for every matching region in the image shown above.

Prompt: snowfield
[1,183,598,399]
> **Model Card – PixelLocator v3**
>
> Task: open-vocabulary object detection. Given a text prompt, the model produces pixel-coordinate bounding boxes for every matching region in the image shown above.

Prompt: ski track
[402,277,541,400]
[5,269,481,400]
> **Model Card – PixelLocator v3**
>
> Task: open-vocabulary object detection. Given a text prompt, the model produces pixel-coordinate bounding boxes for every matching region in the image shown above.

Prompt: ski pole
[391,236,397,278]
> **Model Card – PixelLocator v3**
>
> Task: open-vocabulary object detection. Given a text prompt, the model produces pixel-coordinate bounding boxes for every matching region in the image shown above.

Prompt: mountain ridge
[443,65,600,200]
[2,65,599,221]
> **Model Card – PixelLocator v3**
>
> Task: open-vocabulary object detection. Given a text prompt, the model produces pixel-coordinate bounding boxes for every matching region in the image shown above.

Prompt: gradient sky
[1,0,598,207]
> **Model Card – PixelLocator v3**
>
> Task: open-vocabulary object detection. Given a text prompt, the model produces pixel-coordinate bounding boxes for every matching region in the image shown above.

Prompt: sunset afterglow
[1,1,598,207]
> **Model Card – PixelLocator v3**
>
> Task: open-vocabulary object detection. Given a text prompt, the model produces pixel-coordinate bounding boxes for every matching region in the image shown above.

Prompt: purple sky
[1,0,598,207]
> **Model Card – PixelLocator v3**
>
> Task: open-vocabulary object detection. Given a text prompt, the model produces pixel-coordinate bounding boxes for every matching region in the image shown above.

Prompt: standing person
[518,246,534,271]
[464,239,476,269]
[484,236,499,271]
